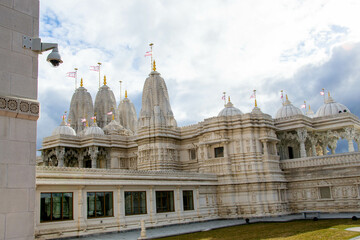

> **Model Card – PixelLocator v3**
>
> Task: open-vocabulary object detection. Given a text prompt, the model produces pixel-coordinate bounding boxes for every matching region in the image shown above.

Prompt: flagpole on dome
[98,62,102,89]
[222,92,226,106]
[119,80,122,101]
[320,88,325,103]
[150,43,154,70]
[253,90,257,107]
[74,68,78,90]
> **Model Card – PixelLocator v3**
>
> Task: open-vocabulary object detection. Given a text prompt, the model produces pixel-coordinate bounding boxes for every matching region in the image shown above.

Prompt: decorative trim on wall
[0,95,39,121]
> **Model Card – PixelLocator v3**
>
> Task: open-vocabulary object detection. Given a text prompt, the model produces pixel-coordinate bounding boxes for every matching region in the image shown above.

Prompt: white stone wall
[34,167,218,239]
[0,1,39,240]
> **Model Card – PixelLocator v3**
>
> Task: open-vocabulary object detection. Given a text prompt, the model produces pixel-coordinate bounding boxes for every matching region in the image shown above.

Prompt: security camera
[46,47,63,67]
[22,36,63,67]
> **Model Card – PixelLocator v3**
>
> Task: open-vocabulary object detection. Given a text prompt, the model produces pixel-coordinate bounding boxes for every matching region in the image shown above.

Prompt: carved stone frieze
[0,95,39,120]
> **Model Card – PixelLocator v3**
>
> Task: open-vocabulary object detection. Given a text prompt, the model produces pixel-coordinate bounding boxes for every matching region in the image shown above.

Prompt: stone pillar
[149,186,154,222]
[77,186,86,231]
[0,2,39,239]
[78,150,84,168]
[328,139,337,154]
[224,142,229,157]
[296,128,308,158]
[176,187,181,220]
[262,140,268,156]
[56,147,65,167]
[344,127,355,153]
[88,146,98,168]
[196,186,200,218]
[205,145,209,159]
[117,186,123,229]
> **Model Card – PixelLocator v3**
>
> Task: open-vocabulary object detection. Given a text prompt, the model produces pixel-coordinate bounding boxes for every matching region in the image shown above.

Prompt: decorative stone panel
[0,95,39,120]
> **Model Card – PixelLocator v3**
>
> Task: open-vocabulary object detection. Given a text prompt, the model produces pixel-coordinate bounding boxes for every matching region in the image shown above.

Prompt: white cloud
[37,0,360,151]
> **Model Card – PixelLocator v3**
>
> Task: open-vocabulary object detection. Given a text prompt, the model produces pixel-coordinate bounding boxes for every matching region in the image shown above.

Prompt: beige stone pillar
[262,140,268,156]
[196,186,200,217]
[176,187,181,220]
[88,146,98,168]
[205,145,209,159]
[78,151,84,168]
[77,186,86,231]
[344,127,355,153]
[117,186,123,229]
[56,147,65,167]
[297,128,307,158]
[149,186,154,222]
[0,2,40,239]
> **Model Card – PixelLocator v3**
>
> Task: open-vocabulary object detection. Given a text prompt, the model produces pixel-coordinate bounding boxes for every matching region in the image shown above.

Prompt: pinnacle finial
[255,99,258,107]
[152,60,156,71]
[228,96,230,103]
[80,78,83,87]
[104,75,107,85]
[328,91,331,97]
[125,90,128,98]
[286,94,288,100]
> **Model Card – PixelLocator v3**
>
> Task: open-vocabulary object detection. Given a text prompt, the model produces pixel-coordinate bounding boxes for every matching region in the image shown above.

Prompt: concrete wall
[0,1,39,239]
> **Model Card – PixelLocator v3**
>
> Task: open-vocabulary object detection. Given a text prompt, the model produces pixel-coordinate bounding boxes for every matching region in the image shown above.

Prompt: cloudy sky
[37,0,360,152]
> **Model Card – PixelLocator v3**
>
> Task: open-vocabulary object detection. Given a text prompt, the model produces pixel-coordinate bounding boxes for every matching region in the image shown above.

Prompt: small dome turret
[52,117,76,136]
[315,92,350,117]
[275,95,303,119]
[84,119,105,136]
[218,97,242,117]
[103,116,132,136]
[306,105,315,118]
[118,90,137,133]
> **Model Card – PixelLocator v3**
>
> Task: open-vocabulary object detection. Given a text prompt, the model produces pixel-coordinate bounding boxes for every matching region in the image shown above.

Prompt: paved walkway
[63,213,360,240]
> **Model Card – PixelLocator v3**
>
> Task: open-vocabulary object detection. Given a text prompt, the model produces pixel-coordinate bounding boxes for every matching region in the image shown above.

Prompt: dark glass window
[84,159,92,168]
[183,190,194,211]
[125,191,147,215]
[87,192,113,218]
[214,147,224,158]
[156,191,174,213]
[319,187,331,199]
[40,192,73,222]
[288,147,294,159]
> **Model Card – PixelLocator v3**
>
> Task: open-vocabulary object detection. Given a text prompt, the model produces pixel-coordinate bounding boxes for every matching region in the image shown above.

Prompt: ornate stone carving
[55,147,65,167]
[343,127,355,152]
[88,146,99,168]
[0,95,40,120]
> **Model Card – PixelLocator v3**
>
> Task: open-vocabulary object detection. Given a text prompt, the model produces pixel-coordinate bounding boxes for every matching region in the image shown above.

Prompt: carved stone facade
[37,69,360,239]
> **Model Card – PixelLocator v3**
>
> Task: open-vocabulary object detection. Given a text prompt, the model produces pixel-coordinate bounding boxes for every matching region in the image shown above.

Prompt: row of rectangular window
[40,190,194,222]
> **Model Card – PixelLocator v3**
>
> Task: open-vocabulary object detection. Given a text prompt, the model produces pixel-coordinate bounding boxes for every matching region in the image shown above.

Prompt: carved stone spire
[138,71,177,128]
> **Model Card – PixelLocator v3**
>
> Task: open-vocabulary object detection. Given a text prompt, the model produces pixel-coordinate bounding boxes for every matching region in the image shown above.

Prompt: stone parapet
[280,152,360,170]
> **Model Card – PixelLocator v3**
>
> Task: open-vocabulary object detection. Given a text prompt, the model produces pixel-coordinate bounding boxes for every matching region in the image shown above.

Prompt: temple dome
[103,118,131,135]
[94,76,117,129]
[275,96,303,118]
[118,91,137,133]
[52,118,76,136]
[138,70,177,128]
[68,79,94,133]
[315,94,350,117]
[84,121,105,136]
[306,105,315,118]
[218,99,242,117]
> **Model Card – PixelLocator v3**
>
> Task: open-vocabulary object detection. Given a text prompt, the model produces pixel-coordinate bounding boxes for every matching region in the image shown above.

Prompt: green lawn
[156,219,360,240]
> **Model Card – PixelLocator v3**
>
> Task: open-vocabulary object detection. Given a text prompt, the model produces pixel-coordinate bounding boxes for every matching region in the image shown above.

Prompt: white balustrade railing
[280,152,360,170]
